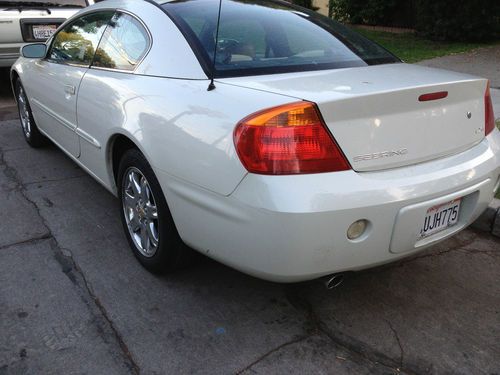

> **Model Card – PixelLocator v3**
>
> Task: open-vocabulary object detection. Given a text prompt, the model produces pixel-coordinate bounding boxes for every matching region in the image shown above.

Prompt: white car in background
[10,0,500,284]
[0,0,94,67]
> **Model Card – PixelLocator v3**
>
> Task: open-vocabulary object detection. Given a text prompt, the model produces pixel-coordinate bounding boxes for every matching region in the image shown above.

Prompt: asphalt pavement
[1,55,500,375]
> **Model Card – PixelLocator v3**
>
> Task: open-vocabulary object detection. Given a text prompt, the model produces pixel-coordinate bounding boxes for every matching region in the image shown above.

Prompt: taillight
[485,81,495,136]
[233,101,351,175]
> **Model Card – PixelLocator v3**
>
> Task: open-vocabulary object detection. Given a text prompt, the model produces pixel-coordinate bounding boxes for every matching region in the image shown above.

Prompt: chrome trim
[91,66,139,74]
[31,98,76,131]
[65,62,89,68]
[76,128,101,149]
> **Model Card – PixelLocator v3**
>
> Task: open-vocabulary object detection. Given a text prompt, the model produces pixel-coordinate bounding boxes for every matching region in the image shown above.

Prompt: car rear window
[161,0,400,78]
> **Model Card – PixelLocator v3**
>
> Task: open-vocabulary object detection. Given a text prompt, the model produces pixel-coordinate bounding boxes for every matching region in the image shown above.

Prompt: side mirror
[21,43,47,59]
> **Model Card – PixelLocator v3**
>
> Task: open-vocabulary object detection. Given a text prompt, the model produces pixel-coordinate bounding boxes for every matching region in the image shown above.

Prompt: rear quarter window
[93,12,150,71]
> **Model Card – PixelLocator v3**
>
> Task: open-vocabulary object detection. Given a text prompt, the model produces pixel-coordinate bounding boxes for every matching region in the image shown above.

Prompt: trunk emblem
[353,149,408,163]
[467,112,472,119]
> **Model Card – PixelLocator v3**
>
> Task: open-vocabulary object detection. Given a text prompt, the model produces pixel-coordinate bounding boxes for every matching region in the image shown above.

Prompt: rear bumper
[158,130,500,282]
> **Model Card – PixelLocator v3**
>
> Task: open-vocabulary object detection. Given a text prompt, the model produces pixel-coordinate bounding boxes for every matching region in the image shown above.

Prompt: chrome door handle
[64,84,76,95]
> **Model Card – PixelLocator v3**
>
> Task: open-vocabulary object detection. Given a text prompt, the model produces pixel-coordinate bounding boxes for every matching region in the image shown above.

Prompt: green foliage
[331,0,500,42]
[290,0,318,11]
[353,27,498,63]
[414,0,500,42]
[329,0,398,25]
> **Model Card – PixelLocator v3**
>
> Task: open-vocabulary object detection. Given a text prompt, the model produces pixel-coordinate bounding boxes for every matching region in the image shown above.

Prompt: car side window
[48,11,114,66]
[92,12,150,71]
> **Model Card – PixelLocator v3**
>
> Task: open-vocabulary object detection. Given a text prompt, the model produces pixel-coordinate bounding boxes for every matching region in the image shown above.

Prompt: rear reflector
[234,102,351,175]
[418,91,448,102]
[485,82,495,136]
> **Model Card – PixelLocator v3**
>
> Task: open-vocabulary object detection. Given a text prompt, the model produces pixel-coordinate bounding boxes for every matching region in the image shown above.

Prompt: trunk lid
[220,64,487,172]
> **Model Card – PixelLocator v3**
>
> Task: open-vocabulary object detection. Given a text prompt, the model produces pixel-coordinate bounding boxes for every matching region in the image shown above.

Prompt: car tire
[117,148,195,273]
[14,79,47,148]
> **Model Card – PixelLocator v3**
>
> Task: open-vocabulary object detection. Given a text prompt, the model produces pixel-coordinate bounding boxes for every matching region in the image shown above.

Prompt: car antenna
[207,0,223,91]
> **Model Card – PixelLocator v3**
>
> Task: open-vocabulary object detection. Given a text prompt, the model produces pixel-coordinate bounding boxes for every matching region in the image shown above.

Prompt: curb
[472,198,500,237]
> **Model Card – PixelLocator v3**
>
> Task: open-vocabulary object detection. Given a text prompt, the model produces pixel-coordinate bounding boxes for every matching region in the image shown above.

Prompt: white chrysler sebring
[10,0,500,283]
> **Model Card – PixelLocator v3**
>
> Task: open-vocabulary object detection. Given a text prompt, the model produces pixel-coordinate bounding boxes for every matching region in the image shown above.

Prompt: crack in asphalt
[23,174,87,187]
[385,319,404,371]
[285,285,433,375]
[234,283,411,374]
[0,146,30,153]
[0,233,52,251]
[0,145,140,375]
[232,227,493,374]
[457,246,500,258]
[235,335,310,374]
[52,243,141,375]
[1,146,87,186]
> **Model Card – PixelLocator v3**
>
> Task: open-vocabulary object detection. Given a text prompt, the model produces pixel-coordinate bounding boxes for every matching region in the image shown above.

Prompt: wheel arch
[107,133,141,188]
[10,69,20,103]
[107,131,165,192]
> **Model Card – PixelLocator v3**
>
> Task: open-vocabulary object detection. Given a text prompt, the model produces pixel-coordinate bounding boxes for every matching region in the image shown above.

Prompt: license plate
[32,25,57,40]
[419,198,461,238]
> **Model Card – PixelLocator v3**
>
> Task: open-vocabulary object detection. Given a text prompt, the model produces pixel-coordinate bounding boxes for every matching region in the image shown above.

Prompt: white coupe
[10,0,500,283]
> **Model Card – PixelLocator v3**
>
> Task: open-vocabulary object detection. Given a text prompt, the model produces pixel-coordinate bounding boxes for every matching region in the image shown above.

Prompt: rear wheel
[14,80,47,147]
[118,148,194,273]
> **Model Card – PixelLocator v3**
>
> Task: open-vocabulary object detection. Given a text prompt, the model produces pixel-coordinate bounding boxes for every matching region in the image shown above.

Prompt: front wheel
[117,148,194,273]
[14,80,47,147]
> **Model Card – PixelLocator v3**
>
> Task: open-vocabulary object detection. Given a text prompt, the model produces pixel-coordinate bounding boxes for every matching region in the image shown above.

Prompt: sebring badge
[353,148,408,162]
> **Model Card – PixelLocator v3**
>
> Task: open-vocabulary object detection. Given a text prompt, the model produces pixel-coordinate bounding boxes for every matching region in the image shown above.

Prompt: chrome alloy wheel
[17,86,31,138]
[122,167,159,257]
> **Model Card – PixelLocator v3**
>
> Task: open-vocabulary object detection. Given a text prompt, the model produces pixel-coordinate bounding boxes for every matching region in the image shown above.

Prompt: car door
[25,11,113,157]
[76,11,151,182]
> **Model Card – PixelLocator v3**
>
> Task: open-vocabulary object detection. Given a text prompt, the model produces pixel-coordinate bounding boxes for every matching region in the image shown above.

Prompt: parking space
[1,68,499,374]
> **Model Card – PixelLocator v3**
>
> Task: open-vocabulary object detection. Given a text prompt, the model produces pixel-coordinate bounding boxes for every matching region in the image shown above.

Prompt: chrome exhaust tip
[323,274,344,290]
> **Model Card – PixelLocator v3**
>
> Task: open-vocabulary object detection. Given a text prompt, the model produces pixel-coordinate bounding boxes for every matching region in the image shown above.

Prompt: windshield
[162,0,400,78]
[0,0,87,7]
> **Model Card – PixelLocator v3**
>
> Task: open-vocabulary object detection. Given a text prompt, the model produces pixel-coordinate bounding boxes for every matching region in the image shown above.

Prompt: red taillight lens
[485,81,495,136]
[234,102,351,175]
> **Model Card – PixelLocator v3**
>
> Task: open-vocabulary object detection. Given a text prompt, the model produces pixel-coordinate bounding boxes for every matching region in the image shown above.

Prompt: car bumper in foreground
[158,131,500,282]
[0,44,22,67]
[0,54,19,67]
